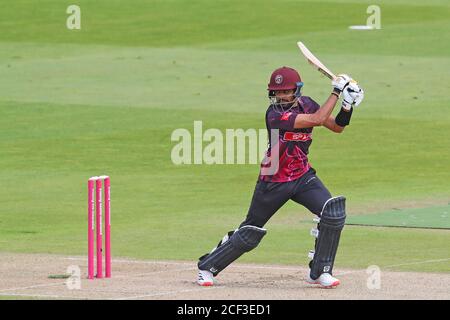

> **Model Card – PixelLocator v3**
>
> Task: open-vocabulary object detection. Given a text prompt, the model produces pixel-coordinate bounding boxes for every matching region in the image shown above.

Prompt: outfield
[0,0,449,299]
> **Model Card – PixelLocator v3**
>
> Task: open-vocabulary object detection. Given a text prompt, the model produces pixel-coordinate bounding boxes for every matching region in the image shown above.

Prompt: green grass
[0,0,449,273]
[347,205,450,229]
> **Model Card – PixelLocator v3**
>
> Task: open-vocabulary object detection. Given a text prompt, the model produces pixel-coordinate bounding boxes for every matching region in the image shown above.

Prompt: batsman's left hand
[332,74,352,93]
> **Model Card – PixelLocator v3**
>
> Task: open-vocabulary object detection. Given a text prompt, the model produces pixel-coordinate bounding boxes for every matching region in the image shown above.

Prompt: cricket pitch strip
[0,253,448,300]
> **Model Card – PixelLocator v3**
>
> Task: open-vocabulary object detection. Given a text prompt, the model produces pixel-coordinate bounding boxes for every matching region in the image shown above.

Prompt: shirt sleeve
[301,96,320,113]
[267,109,298,131]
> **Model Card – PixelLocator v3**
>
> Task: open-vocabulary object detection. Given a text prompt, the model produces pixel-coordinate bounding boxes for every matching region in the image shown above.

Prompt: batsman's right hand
[342,81,364,110]
[332,74,352,93]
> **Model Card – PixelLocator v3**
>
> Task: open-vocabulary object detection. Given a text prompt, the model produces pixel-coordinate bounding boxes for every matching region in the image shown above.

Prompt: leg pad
[310,196,346,280]
[198,225,267,276]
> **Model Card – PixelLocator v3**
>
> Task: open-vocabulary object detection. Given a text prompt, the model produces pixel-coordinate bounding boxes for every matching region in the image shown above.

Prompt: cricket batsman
[197,66,364,288]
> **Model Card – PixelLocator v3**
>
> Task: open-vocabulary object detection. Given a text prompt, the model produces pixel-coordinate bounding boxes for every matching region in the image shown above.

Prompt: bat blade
[297,41,336,80]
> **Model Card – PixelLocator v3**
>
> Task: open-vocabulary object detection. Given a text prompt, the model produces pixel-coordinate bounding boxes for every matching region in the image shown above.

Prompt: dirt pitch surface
[0,253,448,300]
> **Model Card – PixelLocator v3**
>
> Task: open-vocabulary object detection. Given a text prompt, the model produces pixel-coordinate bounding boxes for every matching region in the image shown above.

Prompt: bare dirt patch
[0,253,448,300]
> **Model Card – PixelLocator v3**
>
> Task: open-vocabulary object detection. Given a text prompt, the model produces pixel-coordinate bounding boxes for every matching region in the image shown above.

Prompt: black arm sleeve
[335,107,353,127]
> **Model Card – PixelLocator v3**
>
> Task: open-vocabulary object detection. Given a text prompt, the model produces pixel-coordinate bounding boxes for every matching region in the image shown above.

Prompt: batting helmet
[268,67,304,109]
[268,66,302,91]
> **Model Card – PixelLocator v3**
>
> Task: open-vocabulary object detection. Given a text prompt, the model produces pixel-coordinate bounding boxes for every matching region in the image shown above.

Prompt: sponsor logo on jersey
[283,132,312,141]
[280,112,292,121]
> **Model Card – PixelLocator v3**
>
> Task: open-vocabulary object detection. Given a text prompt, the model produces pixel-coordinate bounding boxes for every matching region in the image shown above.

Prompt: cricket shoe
[197,269,214,286]
[306,273,340,288]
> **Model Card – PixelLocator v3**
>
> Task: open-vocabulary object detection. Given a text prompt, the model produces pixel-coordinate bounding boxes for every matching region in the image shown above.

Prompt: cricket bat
[297,41,337,80]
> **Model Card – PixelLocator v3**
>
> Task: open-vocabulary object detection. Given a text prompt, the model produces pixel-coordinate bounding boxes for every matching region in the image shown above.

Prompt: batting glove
[332,74,352,93]
[342,81,364,110]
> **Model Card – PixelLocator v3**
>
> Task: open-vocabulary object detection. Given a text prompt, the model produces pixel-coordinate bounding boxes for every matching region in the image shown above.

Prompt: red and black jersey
[259,96,320,182]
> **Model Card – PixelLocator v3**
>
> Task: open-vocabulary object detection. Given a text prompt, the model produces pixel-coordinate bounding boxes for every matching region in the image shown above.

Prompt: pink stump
[87,179,95,280]
[95,179,103,278]
[104,177,111,278]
